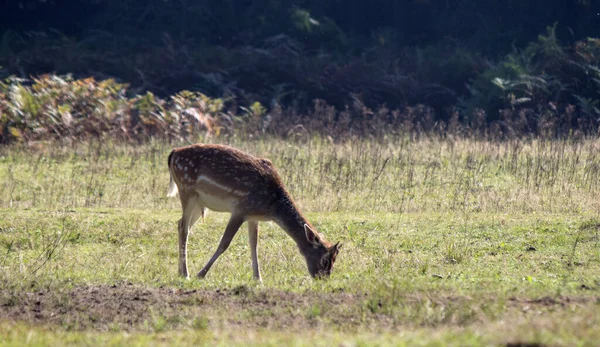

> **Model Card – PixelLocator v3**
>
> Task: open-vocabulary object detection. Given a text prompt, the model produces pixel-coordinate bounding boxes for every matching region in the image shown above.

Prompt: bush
[0,75,220,144]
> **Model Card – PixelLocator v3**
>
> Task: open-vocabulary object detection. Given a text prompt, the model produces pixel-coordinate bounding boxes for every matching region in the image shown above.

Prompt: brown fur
[168,143,341,280]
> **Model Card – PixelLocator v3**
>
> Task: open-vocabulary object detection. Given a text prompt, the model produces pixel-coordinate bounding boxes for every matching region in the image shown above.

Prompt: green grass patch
[1,137,599,345]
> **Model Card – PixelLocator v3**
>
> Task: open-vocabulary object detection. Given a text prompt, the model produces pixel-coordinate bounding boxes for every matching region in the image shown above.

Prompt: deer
[167,143,341,281]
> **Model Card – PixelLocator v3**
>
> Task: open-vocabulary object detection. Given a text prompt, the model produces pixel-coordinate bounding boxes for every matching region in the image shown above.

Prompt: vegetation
[1,1,599,345]
[1,137,599,345]
[1,1,600,132]
[1,63,599,145]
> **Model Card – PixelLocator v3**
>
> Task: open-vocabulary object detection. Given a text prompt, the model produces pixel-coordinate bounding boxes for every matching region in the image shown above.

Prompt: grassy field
[0,136,599,346]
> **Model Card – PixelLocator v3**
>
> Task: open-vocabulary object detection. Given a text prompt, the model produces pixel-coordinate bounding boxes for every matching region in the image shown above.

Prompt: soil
[0,283,597,332]
[0,282,362,331]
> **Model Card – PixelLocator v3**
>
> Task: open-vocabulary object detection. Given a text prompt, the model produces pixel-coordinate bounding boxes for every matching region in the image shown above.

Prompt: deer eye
[320,258,330,269]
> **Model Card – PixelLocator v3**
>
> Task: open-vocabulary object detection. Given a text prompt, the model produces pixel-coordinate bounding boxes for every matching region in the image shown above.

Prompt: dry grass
[0,136,599,346]
[2,136,600,214]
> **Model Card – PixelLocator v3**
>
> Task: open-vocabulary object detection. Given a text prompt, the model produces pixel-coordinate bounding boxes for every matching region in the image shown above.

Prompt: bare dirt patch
[506,295,595,310]
[0,283,362,331]
[0,283,597,332]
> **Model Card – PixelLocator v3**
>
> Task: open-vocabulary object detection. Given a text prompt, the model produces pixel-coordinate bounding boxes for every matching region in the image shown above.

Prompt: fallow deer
[167,144,341,280]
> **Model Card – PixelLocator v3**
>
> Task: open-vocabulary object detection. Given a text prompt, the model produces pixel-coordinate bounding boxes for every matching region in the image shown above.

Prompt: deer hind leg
[188,196,206,229]
[248,221,262,281]
[178,193,205,278]
[197,214,244,279]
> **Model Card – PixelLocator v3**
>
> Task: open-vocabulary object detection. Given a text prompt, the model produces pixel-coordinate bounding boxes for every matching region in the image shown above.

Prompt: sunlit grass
[1,136,599,346]
[2,136,600,214]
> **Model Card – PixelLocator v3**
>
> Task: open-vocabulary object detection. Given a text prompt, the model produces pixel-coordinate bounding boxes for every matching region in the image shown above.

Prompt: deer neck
[272,194,317,254]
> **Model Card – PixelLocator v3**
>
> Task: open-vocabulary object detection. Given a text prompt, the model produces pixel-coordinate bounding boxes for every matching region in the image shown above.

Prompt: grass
[0,135,599,346]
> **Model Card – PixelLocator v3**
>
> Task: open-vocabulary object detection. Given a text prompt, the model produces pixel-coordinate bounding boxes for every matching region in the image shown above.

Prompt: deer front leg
[178,218,190,278]
[197,214,245,279]
[248,220,262,281]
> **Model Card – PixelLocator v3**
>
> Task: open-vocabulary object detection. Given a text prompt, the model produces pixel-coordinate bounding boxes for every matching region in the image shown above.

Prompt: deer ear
[304,224,322,248]
[332,242,342,252]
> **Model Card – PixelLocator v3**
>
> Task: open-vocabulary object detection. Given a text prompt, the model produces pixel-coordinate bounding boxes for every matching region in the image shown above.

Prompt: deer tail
[167,150,179,197]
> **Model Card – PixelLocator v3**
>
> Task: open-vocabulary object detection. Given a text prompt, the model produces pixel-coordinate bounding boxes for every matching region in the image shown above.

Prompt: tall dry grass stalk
[1,136,599,215]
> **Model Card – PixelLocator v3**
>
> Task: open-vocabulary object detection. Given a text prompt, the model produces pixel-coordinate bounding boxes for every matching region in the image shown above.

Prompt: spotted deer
[167,144,341,280]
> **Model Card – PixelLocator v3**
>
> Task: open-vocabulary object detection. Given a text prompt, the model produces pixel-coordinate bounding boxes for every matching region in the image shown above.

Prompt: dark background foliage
[1,0,600,136]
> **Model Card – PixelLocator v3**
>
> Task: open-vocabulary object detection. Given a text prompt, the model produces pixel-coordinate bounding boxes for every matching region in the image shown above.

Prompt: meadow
[0,135,599,346]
